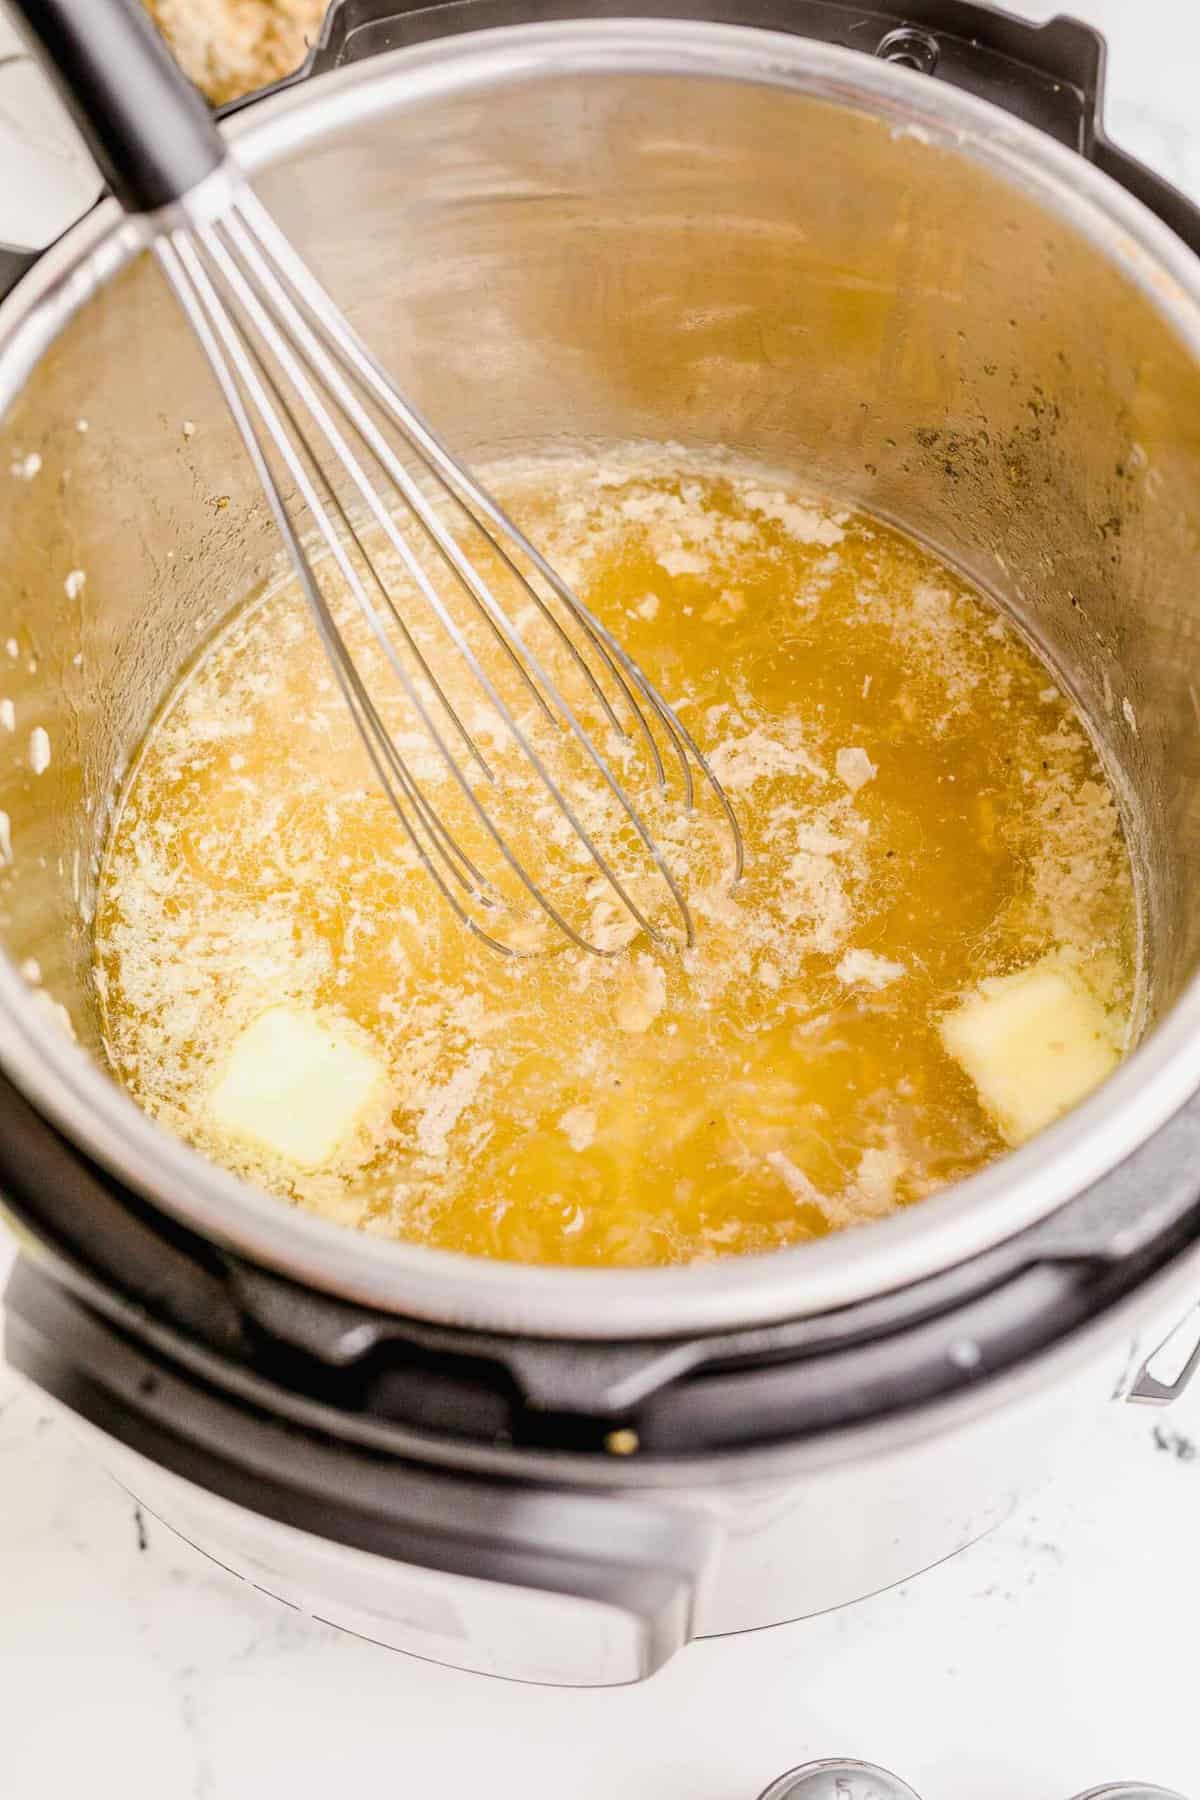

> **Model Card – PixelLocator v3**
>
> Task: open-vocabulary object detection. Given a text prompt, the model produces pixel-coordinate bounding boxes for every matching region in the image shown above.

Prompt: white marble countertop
[4,3,1200,1796]
[6,1244,1200,1800]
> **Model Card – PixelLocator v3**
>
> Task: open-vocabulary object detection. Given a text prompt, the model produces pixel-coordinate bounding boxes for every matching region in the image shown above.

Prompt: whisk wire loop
[155,233,522,955]
[154,176,744,956]
[205,205,696,949]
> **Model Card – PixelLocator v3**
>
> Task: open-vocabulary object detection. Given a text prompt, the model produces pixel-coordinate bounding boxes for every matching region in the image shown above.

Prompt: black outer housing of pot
[5,0,1200,1599]
[273,0,1200,253]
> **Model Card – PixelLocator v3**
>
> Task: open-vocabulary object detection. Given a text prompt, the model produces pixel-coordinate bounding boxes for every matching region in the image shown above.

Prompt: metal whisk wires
[154,179,744,958]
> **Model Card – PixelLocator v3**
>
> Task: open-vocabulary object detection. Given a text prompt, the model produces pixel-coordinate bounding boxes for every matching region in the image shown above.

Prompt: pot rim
[2,18,1200,1341]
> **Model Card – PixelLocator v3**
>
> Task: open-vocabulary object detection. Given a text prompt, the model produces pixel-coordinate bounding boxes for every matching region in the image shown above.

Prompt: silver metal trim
[756,1760,922,1800]
[1125,1303,1200,1405]
[3,22,1200,1336]
[146,160,240,235]
[1068,1787,1188,1799]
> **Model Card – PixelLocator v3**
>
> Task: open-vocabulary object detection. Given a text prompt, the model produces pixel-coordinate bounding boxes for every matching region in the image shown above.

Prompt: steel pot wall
[1,23,1200,1338]
[4,19,1200,1686]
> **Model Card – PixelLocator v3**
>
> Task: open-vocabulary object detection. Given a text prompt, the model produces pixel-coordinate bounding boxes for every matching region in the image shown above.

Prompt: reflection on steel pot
[4,4,1200,1686]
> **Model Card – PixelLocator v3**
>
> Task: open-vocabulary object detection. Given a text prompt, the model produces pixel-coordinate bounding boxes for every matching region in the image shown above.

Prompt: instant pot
[4,0,1200,1686]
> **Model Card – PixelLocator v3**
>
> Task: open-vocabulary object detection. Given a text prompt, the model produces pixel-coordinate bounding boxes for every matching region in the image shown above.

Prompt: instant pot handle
[4,1253,720,1684]
[290,0,1110,150]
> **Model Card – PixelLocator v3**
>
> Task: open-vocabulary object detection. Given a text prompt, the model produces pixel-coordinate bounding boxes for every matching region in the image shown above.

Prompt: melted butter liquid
[94,450,1137,1266]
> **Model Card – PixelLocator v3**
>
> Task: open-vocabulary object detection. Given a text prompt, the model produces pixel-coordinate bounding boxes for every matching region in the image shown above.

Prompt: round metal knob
[874,27,939,75]
[756,1762,922,1800]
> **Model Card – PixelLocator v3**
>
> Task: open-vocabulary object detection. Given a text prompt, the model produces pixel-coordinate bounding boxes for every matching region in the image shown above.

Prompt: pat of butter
[940,957,1119,1148]
[209,1005,385,1169]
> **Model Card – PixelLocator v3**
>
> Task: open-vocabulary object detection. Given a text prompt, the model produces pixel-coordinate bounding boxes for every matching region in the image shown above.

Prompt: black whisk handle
[7,0,227,215]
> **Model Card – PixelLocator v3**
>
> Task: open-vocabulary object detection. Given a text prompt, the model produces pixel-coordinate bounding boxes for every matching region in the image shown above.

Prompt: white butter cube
[209,1005,385,1169]
[940,957,1119,1147]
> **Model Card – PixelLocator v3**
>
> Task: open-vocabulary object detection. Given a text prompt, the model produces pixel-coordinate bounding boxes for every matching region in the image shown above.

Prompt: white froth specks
[75,418,89,434]
[1122,696,1139,737]
[559,1105,597,1152]
[656,547,708,578]
[836,746,877,792]
[0,812,12,866]
[0,700,14,733]
[64,569,86,601]
[29,726,50,774]
[19,957,40,984]
[743,486,845,547]
[765,1149,822,1205]
[182,420,196,438]
[709,725,825,789]
[10,452,41,481]
[614,954,667,1033]
[836,948,906,990]
[5,640,17,661]
[414,1047,492,1160]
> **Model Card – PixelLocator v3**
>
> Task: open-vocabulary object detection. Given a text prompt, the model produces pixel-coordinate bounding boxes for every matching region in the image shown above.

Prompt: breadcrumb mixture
[143,0,325,104]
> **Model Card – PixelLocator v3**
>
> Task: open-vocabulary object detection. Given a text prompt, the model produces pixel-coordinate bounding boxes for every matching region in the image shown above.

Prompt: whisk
[12,0,742,957]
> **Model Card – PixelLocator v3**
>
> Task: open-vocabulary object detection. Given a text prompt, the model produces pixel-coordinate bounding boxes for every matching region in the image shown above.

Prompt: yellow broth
[94,450,1136,1266]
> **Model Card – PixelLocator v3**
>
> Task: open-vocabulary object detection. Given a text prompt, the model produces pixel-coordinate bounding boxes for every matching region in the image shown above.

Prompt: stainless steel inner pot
[3,21,1200,1336]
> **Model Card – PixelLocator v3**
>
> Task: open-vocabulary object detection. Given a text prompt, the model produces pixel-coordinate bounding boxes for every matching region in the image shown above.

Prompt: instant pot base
[6,1083,1200,1681]
[9,1242,1199,1684]
[3,6,1200,1684]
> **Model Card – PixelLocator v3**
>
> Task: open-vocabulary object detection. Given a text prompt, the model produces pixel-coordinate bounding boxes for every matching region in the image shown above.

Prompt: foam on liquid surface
[94,450,1137,1265]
